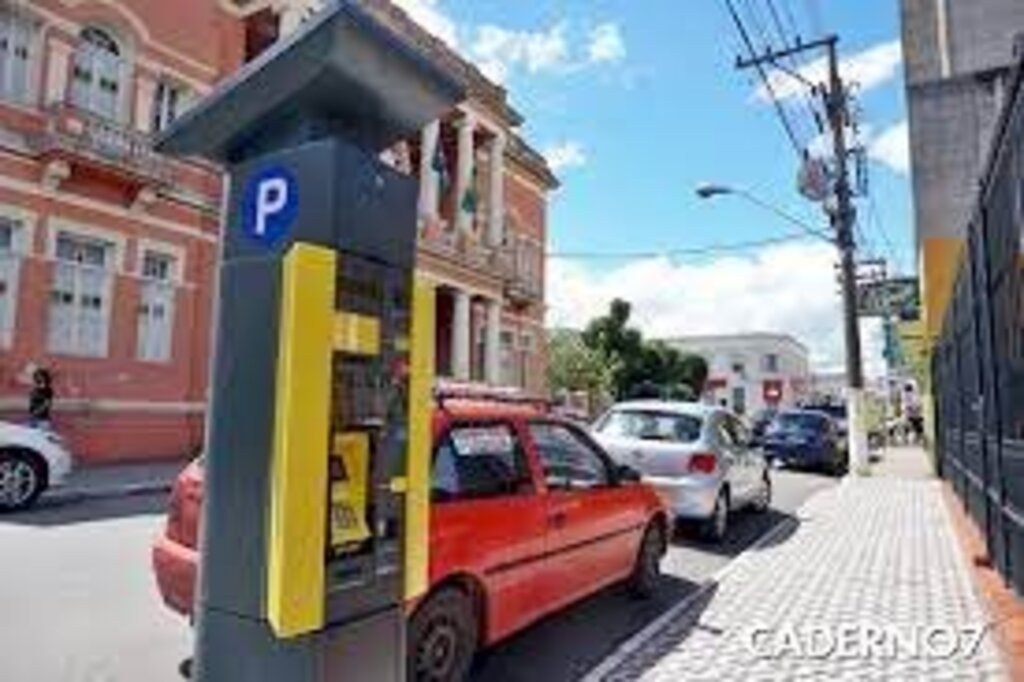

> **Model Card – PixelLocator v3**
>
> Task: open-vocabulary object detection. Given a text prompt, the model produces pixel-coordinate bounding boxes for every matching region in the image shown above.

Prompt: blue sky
[396,0,911,373]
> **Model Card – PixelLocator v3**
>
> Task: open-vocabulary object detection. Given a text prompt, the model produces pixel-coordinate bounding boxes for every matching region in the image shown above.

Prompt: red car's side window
[431,421,535,503]
[527,422,613,491]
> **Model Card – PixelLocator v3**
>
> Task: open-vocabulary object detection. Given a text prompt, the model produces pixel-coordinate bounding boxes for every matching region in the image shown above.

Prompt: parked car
[152,399,667,682]
[761,409,845,475]
[0,421,73,512]
[802,402,847,435]
[591,401,771,542]
[750,407,778,443]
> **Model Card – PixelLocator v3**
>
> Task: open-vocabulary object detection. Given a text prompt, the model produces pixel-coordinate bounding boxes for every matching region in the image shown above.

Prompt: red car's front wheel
[408,586,478,682]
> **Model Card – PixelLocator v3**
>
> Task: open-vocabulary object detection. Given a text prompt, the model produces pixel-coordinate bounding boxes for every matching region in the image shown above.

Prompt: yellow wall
[919,237,965,341]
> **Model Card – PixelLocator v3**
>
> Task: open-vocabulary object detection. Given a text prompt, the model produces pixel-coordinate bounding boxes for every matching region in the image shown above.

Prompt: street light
[695,182,835,244]
[695,181,870,476]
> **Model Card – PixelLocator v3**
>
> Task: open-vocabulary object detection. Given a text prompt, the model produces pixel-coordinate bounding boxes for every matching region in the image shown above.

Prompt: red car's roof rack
[433,382,551,412]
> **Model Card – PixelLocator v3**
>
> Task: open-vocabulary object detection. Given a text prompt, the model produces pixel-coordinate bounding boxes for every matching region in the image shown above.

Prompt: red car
[153,399,668,681]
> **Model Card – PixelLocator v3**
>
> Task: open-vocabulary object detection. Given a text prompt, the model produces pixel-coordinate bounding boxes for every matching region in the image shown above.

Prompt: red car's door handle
[548,510,568,529]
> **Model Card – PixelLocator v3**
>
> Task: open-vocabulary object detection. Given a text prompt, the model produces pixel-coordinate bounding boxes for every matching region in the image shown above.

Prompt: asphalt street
[0,470,835,682]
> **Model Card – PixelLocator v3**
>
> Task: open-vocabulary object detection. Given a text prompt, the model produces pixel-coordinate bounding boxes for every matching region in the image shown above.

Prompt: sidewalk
[584,447,1007,681]
[46,459,187,505]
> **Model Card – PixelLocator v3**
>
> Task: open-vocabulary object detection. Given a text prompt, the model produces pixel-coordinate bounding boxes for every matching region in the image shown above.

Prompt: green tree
[546,328,615,404]
[579,299,709,400]
[581,298,645,398]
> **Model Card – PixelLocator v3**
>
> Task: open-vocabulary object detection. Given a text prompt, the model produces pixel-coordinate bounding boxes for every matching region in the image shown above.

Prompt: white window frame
[135,239,184,363]
[70,25,129,122]
[45,219,124,358]
[0,204,35,349]
[151,77,190,133]
[0,4,41,108]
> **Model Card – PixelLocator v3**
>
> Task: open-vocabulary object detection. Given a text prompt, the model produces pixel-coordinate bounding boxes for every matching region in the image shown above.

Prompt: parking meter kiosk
[156,4,463,680]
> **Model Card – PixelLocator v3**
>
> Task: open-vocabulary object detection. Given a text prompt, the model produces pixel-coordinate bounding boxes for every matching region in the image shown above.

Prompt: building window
[731,385,746,415]
[70,27,125,120]
[151,79,188,133]
[762,353,780,373]
[0,5,36,106]
[47,232,113,357]
[137,250,176,362]
[500,329,518,387]
[0,215,23,347]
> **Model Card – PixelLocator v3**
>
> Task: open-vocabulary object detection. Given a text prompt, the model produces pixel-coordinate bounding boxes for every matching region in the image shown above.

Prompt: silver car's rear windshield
[595,410,703,443]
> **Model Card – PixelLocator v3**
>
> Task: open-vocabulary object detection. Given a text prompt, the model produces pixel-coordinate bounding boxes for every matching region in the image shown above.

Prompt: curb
[580,490,825,682]
[44,481,173,506]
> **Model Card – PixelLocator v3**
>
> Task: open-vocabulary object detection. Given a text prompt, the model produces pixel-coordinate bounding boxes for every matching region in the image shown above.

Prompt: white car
[593,401,771,542]
[0,421,73,511]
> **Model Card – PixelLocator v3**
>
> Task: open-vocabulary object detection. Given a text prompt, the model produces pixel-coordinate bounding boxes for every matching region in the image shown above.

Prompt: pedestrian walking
[28,368,54,431]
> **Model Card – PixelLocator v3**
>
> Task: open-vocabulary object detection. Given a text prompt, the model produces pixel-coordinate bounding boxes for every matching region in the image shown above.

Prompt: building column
[454,112,476,235]
[487,134,506,247]
[45,38,74,107]
[451,289,471,381]
[418,120,440,223]
[134,72,157,134]
[484,298,502,385]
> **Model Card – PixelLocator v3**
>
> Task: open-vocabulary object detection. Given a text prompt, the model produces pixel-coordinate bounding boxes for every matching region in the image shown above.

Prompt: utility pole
[733,30,870,474]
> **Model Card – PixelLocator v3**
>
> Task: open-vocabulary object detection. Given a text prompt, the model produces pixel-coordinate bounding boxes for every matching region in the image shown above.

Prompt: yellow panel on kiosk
[333,311,381,356]
[404,274,436,601]
[330,432,372,548]
[266,242,335,639]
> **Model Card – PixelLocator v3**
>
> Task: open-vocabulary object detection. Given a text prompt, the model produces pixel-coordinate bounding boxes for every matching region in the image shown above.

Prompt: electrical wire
[741,0,821,144]
[724,0,805,157]
[547,231,816,260]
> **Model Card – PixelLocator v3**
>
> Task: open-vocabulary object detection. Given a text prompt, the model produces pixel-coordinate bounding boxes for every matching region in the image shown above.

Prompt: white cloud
[755,39,903,102]
[868,120,910,174]
[547,241,886,376]
[543,141,587,172]
[470,23,569,82]
[391,0,459,47]
[587,22,626,64]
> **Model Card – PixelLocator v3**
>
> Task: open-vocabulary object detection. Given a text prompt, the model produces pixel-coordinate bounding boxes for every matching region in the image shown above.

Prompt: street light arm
[695,183,835,245]
[730,188,836,244]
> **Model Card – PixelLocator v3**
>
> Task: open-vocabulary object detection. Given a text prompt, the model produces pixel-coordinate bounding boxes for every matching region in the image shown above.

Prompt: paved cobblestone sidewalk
[587,463,1006,681]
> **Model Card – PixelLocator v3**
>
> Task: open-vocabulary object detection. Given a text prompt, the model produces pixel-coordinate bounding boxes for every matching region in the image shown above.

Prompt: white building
[666,333,811,417]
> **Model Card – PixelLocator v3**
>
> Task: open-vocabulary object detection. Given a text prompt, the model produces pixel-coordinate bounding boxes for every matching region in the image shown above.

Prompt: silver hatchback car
[592,401,771,541]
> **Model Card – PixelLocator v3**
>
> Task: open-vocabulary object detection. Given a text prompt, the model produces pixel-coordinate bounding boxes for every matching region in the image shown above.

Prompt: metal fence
[933,59,1024,593]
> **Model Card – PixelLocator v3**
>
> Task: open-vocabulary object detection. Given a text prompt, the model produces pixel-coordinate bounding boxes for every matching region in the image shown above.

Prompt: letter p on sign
[242,166,298,247]
[256,178,288,237]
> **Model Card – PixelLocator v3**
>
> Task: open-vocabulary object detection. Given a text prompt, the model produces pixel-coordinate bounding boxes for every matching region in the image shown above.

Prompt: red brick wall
[0,1,244,463]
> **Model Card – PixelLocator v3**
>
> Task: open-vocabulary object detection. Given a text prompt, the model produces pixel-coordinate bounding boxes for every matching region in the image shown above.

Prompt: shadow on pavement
[671,507,799,558]
[594,581,722,681]
[1,491,168,527]
[470,573,699,682]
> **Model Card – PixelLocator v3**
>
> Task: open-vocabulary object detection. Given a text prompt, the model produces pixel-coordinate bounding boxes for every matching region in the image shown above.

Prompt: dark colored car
[750,408,778,442]
[761,410,845,475]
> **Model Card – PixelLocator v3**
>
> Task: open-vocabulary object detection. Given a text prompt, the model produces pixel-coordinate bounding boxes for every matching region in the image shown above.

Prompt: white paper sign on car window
[451,426,514,457]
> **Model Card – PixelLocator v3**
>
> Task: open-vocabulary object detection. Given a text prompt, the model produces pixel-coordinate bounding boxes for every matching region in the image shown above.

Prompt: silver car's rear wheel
[752,474,772,513]
[0,451,44,512]
[702,489,729,543]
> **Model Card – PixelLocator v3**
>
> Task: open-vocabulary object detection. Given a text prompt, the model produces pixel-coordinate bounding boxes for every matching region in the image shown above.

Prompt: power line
[724,0,805,157]
[547,231,816,260]
[741,0,821,144]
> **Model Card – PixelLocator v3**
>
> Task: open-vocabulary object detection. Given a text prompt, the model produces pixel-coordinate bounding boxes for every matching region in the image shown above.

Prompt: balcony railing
[418,223,497,272]
[502,236,543,304]
[31,102,171,185]
[417,223,544,303]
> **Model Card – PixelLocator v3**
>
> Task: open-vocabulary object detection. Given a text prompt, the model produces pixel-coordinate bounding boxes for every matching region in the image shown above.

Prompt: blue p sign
[241,166,298,247]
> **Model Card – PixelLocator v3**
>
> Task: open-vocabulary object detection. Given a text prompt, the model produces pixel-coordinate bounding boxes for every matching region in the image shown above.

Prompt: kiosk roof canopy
[156,0,464,163]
